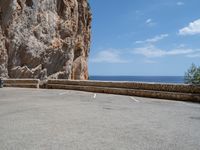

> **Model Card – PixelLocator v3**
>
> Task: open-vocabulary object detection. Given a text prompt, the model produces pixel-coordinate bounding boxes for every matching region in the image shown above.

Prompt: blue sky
[88,0,200,76]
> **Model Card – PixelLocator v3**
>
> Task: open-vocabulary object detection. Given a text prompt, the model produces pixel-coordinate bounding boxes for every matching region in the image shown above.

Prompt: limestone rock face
[0,0,91,80]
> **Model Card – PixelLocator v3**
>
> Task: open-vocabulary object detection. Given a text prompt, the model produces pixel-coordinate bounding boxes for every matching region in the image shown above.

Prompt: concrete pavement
[0,88,200,150]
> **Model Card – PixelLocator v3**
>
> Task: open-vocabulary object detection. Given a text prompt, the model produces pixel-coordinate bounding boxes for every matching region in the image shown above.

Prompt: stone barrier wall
[47,80,200,102]
[1,79,200,102]
[47,80,200,94]
[3,79,40,88]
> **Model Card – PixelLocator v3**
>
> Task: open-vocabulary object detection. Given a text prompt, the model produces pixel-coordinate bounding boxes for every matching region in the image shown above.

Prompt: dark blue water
[89,76,184,84]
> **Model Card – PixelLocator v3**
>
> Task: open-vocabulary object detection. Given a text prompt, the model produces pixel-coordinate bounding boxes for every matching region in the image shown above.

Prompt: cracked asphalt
[0,88,200,150]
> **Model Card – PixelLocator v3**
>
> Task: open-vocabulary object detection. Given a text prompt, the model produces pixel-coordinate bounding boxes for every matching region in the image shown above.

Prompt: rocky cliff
[0,0,91,80]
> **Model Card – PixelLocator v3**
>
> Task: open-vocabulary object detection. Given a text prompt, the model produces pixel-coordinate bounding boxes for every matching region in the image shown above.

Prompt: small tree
[184,63,200,85]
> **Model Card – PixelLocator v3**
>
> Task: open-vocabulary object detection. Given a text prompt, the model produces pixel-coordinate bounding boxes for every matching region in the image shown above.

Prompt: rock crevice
[0,0,91,80]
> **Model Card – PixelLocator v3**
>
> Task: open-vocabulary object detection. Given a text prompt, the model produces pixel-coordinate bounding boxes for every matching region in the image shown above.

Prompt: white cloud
[186,49,200,57]
[133,45,195,58]
[178,44,186,48]
[135,34,169,44]
[187,53,200,58]
[179,19,200,35]
[90,50,129,63]
[177,2,184,6]
[145,18,156,26]
[146,19,152,24]
[134,45,166,57]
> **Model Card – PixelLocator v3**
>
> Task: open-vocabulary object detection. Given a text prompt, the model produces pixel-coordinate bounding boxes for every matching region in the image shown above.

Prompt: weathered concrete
[47,80,200,102]
[3,79,39,88]
[0,88,200,150]
[48,79,200,94]
[47,84,200,102]
[3,79,40,84]
[2,79,200,102]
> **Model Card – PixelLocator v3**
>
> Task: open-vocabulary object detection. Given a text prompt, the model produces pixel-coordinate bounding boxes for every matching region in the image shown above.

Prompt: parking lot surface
[0,88,200,150]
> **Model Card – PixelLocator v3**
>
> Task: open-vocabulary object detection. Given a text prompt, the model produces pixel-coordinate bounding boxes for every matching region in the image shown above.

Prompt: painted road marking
[93,93,97,99]
[130,97,140,102]
[59,92,69,95]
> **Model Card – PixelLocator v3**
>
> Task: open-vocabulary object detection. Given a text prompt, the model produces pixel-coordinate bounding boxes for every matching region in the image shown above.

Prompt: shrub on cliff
[184,63,200,85]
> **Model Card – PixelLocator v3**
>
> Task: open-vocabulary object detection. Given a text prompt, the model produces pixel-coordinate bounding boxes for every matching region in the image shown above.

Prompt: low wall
[47,80,200,94]
[1,79,200,102]
[3,79,40,88]
[47,80,200,102]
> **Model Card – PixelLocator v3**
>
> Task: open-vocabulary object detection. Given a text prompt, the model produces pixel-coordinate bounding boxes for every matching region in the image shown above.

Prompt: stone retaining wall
[3,79,40,88]
[47,80,200,94]
[47,80,200,102]
[1,79,200,102]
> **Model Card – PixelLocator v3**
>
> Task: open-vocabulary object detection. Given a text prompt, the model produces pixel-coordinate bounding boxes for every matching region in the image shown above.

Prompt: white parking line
[130,97,139,102]
[59,92,68,96]
[93,93,97,99]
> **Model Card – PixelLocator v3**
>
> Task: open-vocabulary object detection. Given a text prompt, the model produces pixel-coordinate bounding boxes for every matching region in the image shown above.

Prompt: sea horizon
[89,75,185,84]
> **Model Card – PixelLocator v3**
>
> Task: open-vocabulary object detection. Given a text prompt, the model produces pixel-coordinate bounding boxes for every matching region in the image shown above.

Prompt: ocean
[89,76,185,84]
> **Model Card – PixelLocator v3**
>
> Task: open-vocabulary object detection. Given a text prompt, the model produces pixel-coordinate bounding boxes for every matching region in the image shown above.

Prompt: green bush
[184,63,200,85]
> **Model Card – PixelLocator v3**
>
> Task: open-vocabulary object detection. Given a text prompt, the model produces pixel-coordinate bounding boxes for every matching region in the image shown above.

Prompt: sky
[88,0,200,76]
